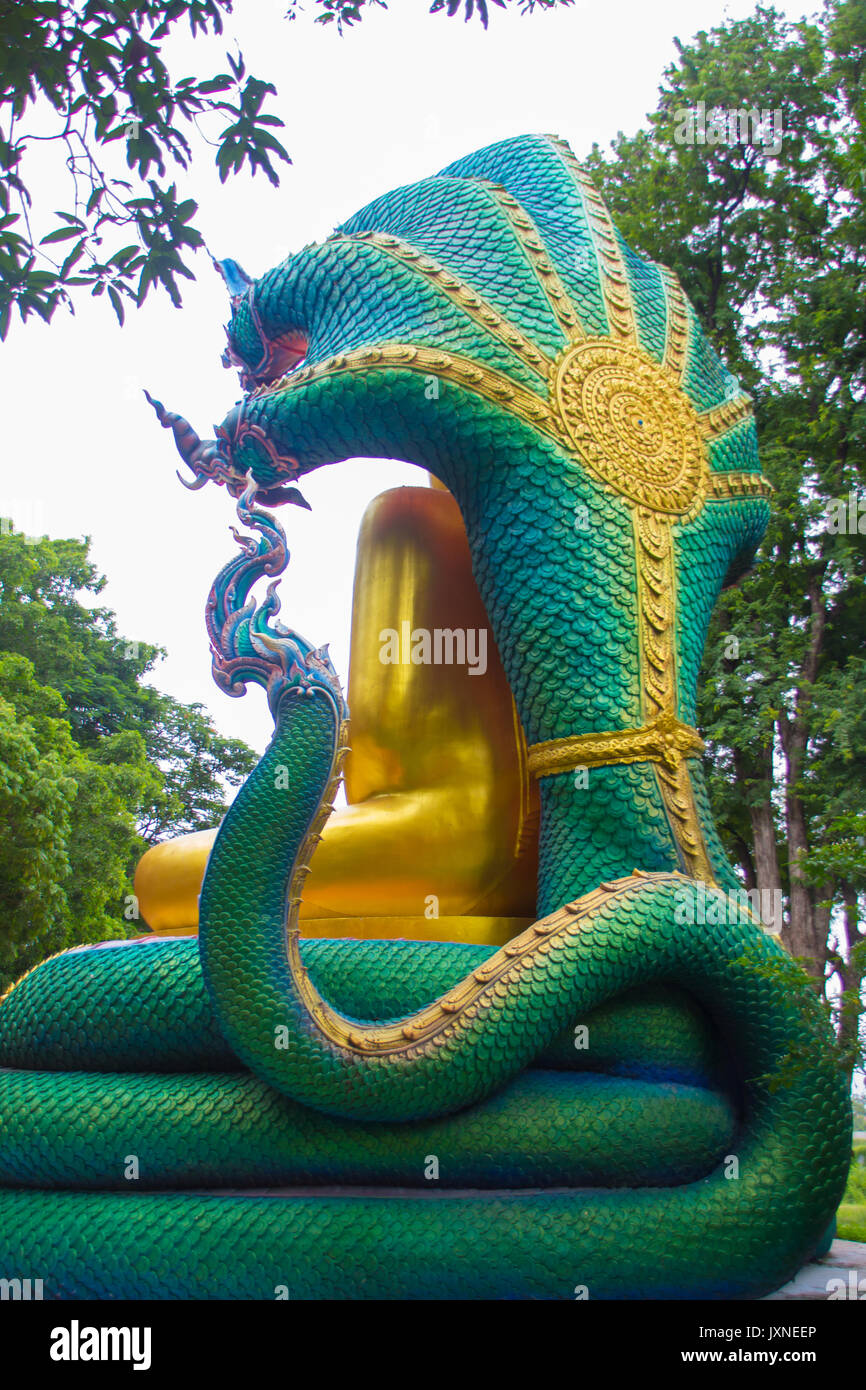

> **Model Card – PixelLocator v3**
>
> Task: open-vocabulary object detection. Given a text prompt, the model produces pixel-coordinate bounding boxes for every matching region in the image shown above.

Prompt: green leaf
[39,227,82,245]
[107,285,125,326]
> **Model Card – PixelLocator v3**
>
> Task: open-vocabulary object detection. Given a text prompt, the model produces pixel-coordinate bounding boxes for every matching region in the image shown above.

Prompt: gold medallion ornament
[552,340,708,515]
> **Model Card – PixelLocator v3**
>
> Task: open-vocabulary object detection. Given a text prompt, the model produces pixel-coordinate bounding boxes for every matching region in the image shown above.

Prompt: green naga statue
[0,134,852,1299]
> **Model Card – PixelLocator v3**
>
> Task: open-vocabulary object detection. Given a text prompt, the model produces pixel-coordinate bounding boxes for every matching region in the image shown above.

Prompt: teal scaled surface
[0,935,723,1086]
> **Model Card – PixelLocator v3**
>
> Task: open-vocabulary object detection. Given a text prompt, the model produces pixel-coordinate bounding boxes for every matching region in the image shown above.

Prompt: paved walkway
[764,1239,866,1299]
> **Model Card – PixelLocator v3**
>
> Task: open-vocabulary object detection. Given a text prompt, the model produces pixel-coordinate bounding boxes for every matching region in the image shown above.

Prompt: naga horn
[144,390,227,489]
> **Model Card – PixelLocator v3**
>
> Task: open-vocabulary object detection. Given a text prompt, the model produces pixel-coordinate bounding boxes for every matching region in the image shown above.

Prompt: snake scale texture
[0,135,851,1299]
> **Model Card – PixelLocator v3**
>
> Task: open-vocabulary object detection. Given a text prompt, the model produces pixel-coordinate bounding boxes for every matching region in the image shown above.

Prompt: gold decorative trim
[260,342,569,449]
[654,757,716,883]
[659,266,691,381]
[632,505,716,882]
[546,137,638,345]
[526,711,704,778]
[698,394,754,440]
[634,504,679,722]
[326,232,553,381]
[478,181,586,343]
[707,470,773,503]
[287,870,689,1055]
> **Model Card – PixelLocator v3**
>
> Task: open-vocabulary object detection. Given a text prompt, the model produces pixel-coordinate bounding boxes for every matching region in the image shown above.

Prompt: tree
[0,522,257,989]
[586,0,866,1076]
[0,524,162,744]
[0,649,156,991]
[138,694,257,844]
[304,0,571,32]
[0,0,572,338]
[0,1,291,335]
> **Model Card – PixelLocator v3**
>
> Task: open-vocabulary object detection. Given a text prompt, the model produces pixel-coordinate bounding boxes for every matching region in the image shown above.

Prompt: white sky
[0,0,815,756]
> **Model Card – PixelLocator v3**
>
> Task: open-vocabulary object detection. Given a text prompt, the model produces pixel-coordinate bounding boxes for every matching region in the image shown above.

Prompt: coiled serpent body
[0,134,851,1299]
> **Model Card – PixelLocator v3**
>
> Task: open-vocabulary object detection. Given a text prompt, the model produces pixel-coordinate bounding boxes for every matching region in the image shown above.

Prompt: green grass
[837,1204,866,1242]
[837,1144,866,1242]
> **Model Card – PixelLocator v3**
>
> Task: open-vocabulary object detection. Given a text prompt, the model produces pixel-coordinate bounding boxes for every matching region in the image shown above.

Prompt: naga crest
[148,132,771,791]
[148,133,767,519]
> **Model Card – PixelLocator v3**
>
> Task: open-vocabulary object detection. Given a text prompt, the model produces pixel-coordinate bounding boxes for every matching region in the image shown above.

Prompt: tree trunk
[750,797,784,933]
[777,579,828,982]
[835,885,864,1082]
[732,738,784,932]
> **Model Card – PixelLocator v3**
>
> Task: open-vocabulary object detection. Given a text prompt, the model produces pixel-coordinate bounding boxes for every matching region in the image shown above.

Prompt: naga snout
[146,392,308,508]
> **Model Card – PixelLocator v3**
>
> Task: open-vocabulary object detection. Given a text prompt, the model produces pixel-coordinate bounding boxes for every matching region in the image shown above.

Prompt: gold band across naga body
[526,711,705,779]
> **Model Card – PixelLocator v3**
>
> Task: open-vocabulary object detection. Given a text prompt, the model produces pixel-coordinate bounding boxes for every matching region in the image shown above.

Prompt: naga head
[150,134,771,748]
[145,391,311,511]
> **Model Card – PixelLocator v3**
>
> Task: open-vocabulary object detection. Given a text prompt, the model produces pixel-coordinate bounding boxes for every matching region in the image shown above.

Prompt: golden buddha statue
[134,480,539,946]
